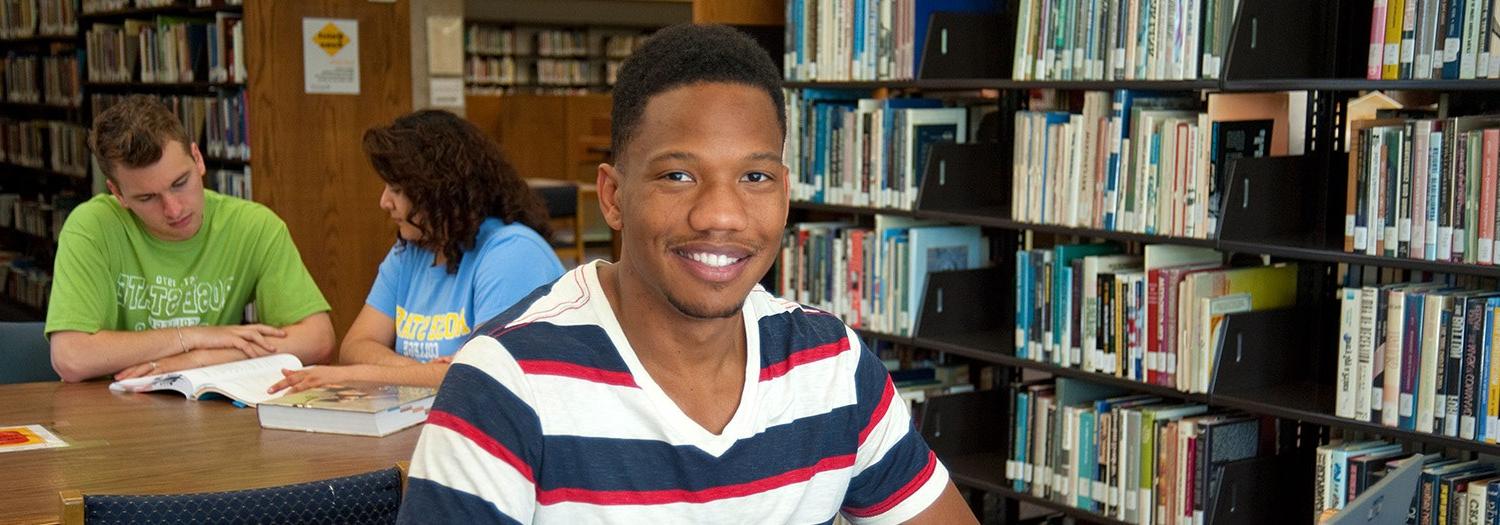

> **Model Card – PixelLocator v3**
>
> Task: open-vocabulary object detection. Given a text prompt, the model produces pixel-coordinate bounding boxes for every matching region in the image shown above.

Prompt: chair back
[60,466,405,524]
[0,322,56,384]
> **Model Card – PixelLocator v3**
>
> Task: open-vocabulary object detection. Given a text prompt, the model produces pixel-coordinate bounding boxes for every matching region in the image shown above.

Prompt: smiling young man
[46,95,334,382]
[398,25,976,524]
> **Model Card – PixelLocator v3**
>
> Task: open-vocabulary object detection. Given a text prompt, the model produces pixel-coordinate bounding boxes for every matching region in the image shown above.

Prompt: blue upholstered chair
[0,321,57,384]
[59,462,410,524]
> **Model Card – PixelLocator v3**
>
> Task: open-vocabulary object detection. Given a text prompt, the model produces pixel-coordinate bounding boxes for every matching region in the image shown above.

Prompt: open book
[108,354,303,406]
[258,385,435,437]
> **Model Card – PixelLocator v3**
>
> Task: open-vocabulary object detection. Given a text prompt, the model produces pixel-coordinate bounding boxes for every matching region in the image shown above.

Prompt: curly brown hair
[362,110,552,273]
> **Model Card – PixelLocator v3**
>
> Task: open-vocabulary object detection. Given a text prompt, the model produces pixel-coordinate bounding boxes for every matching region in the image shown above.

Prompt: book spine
[1387,0,1409,79]
[1343,287,1369,419]
[1373,0,1392,79]
[1462,295,1488,440]
[1403,0,1422,78]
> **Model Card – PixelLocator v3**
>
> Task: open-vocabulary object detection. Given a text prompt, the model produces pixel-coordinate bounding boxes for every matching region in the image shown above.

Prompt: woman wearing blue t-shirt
[270,110,565,393]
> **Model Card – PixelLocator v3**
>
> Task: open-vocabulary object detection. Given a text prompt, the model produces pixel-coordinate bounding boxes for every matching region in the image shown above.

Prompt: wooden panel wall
[246,0,413,342]
[692,0,784,25]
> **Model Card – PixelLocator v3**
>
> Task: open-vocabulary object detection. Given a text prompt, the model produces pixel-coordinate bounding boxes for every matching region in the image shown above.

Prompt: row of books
[1005,377,1277,525]
[1011,0,1239,82]
[465,57,625,87]
[0,191,78,241]
[3,258,49,310]
[1015,243,1298,393]
[1365,0,1500,80]
[778,219,989,337]
[92,90,250,161]
[1344,114,1500,265]
[0,0,76,39]
[0,119,87,175]
[210,166,247,199]
[1,52,82,107]
[1012,90,1303,238]
[783,0,1003,81]
[85,13,246,84]
[464,25,648,59]
[83,0,239,11]
[1313,441,1492,525]
[1331,281,1500,445]
[785,90,972,210]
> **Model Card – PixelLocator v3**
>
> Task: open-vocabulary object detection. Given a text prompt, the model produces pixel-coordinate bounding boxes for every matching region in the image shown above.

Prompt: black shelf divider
[916,13,1007,80]
[913,143,1008,214]
[0,162,87,180]
[0,34,79,45]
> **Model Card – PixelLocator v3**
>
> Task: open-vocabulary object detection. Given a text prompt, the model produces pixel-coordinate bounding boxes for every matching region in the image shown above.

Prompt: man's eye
[744,172,772,183]
[664,171,692,182]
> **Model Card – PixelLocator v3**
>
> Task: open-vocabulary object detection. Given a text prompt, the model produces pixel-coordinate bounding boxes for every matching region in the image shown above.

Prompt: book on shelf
[1335,276,1500,444]
[786,90,974,211]
[1015,241,1299,394]
[92,90,250,161]
[778,217,987,337]
[1369,0,1500,79]
[0,118,88,176]
[783,0,1003,81]
[108,353,304,406]
[1345,113,1500,264]
[1005,376,1282,525]
[1011,90,1301,239]
[0,0,77,39]
[257,385,436,437]
[1011,0,1240,81]
[85,13,245,85]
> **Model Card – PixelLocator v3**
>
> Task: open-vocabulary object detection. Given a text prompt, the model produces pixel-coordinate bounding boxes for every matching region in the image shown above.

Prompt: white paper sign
[303,18,360,95]
[429,77,465,108]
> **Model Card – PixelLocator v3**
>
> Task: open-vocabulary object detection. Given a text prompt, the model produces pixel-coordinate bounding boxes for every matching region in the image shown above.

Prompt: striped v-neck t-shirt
[398,261,949,524]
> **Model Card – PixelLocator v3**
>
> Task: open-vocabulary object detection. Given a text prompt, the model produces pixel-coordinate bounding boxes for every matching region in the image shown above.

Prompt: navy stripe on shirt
[429,362,544,473]
[398,477,524,525]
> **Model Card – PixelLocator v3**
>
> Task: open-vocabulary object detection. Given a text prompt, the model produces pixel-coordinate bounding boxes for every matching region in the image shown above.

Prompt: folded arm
[52,312,335,382]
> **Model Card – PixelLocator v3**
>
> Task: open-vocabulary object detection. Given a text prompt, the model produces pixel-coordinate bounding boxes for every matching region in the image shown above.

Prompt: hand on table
[268,365,361,395]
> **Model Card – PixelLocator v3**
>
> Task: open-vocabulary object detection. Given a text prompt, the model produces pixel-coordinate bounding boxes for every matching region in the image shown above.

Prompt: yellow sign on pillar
[303,18,360,95]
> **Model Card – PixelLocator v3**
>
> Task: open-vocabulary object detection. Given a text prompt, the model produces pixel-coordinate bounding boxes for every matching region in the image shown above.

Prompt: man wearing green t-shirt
[47,95,334,382]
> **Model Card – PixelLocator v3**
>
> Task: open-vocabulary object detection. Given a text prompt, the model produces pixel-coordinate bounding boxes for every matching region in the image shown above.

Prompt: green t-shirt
[45,190,331,335]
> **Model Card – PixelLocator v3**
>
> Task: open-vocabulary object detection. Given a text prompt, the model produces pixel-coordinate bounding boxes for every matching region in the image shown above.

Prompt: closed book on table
[258,384,436,437]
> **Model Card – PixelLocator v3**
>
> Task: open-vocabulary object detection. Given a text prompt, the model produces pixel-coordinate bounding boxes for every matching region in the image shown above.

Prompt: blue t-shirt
[366,218,564,361]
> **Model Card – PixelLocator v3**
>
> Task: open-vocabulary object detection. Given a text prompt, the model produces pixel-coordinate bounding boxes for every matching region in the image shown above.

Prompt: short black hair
[611,24,785,162]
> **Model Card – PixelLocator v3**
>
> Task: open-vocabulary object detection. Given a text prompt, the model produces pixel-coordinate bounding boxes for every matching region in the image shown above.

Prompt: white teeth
[687,252,738,268]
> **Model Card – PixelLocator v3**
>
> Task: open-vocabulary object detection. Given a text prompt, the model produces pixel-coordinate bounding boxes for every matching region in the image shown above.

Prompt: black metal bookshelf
[774,0,1500,521]
[0,34,79,45]
[947,452,1136,525]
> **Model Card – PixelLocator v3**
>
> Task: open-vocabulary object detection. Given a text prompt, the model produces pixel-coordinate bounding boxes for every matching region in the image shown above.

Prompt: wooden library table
[0,381,422,524]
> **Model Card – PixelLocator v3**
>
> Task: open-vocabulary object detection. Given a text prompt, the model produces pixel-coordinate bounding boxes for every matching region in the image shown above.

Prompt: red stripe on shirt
[426,409,536,483]
[535,454,857,506]
[759,337,852,382]
[843,450,938,518]
[857,378,895,446]
[518,359,639,388]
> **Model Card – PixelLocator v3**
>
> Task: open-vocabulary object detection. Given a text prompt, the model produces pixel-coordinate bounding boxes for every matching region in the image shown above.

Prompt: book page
[108,354,302,400]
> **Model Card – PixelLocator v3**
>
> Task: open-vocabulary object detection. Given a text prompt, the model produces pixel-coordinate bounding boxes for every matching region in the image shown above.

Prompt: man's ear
[189,142,207,177]
[106,179,123,204]
[597,163,624,231]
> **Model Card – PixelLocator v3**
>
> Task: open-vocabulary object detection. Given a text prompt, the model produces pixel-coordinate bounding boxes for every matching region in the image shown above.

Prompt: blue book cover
[1078,409,1097,508]
[905,225,984,333]
[1014,390,1031,491]
[1442,0,1467,79]
[1400,291,1427,431]
[879,98,944,191]
[1017,250,1033,359]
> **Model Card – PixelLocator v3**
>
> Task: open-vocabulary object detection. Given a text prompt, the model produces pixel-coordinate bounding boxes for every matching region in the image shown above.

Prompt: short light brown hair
[89,95,191,181]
